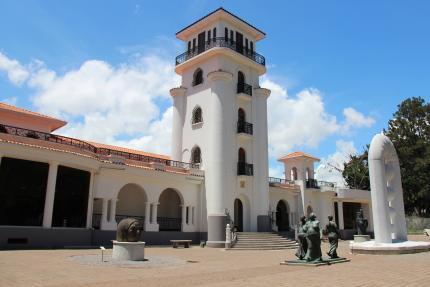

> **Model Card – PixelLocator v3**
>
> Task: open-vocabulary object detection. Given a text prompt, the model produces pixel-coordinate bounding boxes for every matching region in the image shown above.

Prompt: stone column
[152,203,159,224]
[337,201,344,230]
[181,205,187,228]
[144,202,151,228]
[100,198,108,230]
[43,162,58,228]
[110,199,118,224]
[170,87,187,161]
[85,171,96,228]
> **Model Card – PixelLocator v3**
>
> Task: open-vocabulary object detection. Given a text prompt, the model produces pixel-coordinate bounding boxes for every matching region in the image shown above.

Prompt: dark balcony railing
[268,177,296,187]
[237,121,253,135]
[175,37,265,66]
[306,179,320,189]
[0,124,200,170]
[157,217,182,231]
[318,181,336,188]
[237,162,253,176]
[92,213,102,229]
[237,82,252,96]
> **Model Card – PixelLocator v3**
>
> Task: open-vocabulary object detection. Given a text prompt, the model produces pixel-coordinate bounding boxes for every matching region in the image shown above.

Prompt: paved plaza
[0,235,429,287]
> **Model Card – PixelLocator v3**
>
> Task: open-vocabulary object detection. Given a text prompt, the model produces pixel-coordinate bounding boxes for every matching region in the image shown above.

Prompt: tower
[170,8,271,246]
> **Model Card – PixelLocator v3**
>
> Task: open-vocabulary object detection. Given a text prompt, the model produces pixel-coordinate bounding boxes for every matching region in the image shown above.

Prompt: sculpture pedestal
[354,235,370,242]
[350,240,430,255]
[112,241,145,261]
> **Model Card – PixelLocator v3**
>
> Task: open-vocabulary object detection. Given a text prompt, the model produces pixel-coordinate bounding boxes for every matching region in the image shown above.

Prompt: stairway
[229,232,298,250]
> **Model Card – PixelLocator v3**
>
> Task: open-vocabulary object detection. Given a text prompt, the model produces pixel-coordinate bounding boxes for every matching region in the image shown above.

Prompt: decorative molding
[207,70,233,82]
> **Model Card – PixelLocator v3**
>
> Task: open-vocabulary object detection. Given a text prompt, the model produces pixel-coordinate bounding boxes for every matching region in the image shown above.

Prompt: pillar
[100,198,108,229]
[170,87,187,161]
[252,88,271,232]
[145,202,151,228]
[181,205,187,228]
[86,171,96,228]
[43,162,58,228]
[110,199,118,224]
[151,203,159,224]
[337,201,344,230]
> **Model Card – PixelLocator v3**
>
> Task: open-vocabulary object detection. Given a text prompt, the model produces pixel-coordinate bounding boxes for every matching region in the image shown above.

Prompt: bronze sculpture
[116,218,143,242]
[295,216,308,259]
[324,215,340,259]
[303,213,322,262]
[356,209,368,235]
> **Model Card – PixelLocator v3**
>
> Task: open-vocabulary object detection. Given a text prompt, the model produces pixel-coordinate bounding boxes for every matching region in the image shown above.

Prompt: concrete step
[230,232,297,250]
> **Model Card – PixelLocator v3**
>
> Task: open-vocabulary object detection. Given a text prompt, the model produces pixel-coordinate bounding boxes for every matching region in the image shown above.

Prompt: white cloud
[315,140,357,187]
[0,52,30,85]
[263,77,375,159]
[342,107,375,130]
[0,51,179,156]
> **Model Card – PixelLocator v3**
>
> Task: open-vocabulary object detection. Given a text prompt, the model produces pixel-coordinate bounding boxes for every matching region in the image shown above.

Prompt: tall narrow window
[245,39,249,54]
[238,108,246,123]
[187,41,191,53]
[238,148,246,163]
[225,27,228,41]
[207,30,211,42]
[250,41,254,53]
[230,30,234,43]
[192,106,203,124]
[191,146,202,164]
[192,68,203,86]
[192,38,196,52]
[291,167,298,180]
[213,27,217,38]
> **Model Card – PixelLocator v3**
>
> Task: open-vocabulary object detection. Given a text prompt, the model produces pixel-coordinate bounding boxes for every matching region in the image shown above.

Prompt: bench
[170,240,192,248]
[424,229,430,236]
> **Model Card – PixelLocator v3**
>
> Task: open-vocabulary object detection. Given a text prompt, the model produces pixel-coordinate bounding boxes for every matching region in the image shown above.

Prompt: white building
[0,8,372,248]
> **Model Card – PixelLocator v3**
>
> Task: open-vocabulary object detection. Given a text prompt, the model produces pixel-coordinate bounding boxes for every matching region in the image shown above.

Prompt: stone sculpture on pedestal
[356,209,368,235]
[295,216,308,260]
[324,215,340,259]
[112,218,146,261]
[116,218,143,242]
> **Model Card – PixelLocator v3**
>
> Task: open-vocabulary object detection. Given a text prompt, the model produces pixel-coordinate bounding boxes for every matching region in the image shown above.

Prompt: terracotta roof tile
[278,151,320,162]
[86,141,170,160]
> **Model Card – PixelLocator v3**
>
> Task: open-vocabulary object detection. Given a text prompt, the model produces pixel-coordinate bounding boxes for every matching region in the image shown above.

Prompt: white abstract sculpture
[368,133,408,243]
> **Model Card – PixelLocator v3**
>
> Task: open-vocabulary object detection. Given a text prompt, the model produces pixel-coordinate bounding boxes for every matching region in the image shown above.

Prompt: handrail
[268,177,295,186]
[0,123,199,170]
[175,37,265,66]
[237,121,253,135]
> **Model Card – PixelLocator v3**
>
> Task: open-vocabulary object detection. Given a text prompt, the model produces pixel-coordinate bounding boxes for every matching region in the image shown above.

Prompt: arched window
[238,71,245,85]
[192,106,202,124]
[291,167,298,180]
[191,146,201,164]
[192,68,203,86]
[238,148,246,163]
[238,108,246,123]
[306,168,310,180]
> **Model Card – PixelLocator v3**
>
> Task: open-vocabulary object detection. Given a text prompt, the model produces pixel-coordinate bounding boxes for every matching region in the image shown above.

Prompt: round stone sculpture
[112,218,145,261]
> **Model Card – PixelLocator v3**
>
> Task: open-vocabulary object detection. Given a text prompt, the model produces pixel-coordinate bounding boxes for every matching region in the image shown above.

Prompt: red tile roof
[278,151,320,162]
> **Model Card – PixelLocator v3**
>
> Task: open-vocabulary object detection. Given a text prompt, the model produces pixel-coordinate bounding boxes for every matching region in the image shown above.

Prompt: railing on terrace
[175,37,265,66]
[318,181,336,188]
[157,217,182,231]
[306,179,319,189]
[0,124,200,170]
[268,177,296,187]
[92,213,102,229]
[237,162,253,176]
[237,121,253,135]
[237,82,252,96]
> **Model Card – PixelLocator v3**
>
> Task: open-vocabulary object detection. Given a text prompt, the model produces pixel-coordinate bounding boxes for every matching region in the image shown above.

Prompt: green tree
[385,97,430,216]
[342,147,370,191]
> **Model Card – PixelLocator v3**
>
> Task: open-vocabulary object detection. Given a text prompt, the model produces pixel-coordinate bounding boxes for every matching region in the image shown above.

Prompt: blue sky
[0,1,429,183]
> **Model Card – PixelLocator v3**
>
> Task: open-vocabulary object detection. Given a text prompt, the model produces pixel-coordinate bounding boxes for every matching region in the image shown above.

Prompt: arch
[191,146,201,165]
[238,148,246,163]
[157,188,183,231]
[192,106,203,124]
[291,167,298,180]
[306,168,310,180]
[192,68,203,86]
[234,198,243,232]
[116,183,147,225]
[306,205,313,217]
[276,200,290,231]
[238,71,245,85]
[238,108,246,122]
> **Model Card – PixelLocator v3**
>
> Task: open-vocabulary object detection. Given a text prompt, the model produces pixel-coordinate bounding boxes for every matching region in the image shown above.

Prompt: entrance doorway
[234,198,243,232]
[276,200,290,231]
[197,32,206,54]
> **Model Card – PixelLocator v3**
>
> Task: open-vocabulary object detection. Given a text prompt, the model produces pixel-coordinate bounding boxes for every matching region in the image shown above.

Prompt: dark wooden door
[234,199,243,232]
[197,32,206,54]
[276,201,290,231]
[235,32,243,53]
